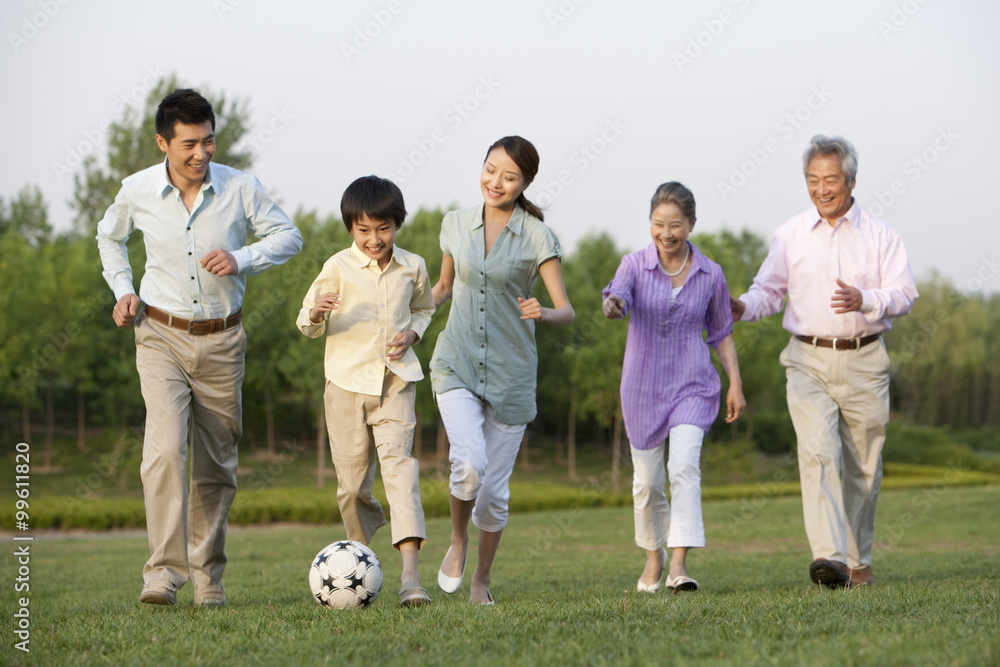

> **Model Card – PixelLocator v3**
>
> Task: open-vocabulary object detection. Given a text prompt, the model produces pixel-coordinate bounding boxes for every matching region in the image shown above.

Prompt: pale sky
[3,0,998,293]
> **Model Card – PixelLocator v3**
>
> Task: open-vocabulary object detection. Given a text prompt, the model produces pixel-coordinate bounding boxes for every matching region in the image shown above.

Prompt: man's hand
[831,279,862,314]
[201,249,239,276]
[112,294,142,327]
[729,294,746,321]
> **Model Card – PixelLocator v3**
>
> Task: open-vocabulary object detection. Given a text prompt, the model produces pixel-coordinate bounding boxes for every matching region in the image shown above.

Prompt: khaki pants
[780,336,890,568]
[134,312,246,593]
[324,371,426,548]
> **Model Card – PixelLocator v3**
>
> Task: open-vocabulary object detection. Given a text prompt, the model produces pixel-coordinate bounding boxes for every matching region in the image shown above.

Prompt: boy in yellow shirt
[297,176,435,606]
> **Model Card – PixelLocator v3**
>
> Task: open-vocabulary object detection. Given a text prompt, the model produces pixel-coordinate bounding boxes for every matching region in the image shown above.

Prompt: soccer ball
[309,540,383,609]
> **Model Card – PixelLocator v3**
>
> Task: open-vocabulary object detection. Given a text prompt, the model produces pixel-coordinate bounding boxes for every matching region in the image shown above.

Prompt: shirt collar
[348,241,401,270]
[157,159,218,198]
[640,241,705,275]
[472,203,525,235]
[810,198,860,231]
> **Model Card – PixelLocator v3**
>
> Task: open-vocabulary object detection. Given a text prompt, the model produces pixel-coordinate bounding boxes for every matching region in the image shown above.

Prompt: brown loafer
[809,559,850,589]
[849,566,877,588]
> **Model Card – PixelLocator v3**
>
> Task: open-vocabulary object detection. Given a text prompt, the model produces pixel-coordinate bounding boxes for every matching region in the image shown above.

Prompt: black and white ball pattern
[309,540,383,609]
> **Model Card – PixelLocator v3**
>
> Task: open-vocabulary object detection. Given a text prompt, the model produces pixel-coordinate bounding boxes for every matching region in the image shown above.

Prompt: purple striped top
[603,242,733,449]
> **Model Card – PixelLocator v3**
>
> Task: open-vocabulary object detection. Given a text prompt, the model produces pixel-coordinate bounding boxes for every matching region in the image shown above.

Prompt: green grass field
[3,484,998,666]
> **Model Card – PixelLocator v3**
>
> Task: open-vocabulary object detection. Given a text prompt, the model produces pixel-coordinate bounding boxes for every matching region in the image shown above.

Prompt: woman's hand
[603,294,626,319]
[725,383,746,423]
[518,297,543,321]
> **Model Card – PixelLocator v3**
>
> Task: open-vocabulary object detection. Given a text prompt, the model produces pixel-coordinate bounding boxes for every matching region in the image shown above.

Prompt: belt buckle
[187,319,209,335]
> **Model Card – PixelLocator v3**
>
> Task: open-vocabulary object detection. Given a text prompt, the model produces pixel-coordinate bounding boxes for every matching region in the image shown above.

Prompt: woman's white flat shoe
[636,578,661,593]
[437,545,467,594]
[665,574,699,592]
[636,547,667,593]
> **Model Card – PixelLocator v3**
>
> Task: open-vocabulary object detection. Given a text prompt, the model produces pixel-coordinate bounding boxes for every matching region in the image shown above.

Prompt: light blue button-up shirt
[96,160,302,319]
[430,204,562,425]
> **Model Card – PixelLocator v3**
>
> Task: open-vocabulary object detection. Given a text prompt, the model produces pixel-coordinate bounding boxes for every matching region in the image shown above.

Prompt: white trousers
[631,424,706,550]
[436,388,526,532]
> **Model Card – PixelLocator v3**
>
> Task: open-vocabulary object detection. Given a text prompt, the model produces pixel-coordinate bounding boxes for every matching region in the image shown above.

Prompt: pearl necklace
[662,243,690,277]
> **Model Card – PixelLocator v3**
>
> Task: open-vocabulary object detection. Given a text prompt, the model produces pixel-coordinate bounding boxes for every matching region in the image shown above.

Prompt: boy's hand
[309,292,340,323]
[386,330,418,362]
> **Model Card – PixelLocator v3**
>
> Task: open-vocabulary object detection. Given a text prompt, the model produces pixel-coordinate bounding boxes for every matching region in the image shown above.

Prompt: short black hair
[340,176,406,231]
[155,89,216,143]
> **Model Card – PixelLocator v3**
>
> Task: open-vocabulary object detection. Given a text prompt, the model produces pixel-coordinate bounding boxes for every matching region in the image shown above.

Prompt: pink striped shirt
[604,243,733,450]
[739,203,917,337]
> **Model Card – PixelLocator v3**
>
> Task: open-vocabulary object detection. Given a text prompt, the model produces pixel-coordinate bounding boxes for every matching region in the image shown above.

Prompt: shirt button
[479,307,484,312]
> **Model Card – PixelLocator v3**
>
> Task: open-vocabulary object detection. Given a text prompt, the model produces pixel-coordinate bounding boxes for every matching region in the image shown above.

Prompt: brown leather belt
[795,333,880,350]
[145,305,242,335]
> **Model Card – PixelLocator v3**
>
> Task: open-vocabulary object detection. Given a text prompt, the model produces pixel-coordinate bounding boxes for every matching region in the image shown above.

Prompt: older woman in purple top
[603,182,745,593]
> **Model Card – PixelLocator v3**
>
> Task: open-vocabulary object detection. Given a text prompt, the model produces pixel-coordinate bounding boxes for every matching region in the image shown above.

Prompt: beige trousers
[780,336,891,568]
[134,312,246,593]
[324,370,426,548]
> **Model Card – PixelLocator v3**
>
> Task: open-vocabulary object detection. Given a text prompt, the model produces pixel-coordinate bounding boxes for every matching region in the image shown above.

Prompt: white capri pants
[631,424,706,550]
[436,388,526,532]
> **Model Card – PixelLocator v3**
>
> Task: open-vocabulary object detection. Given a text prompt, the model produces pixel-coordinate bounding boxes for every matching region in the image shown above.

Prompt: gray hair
[803,135,858,185]
[650,181,696,221]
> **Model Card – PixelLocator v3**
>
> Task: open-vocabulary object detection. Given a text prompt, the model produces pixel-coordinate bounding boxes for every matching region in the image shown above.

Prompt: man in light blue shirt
[96,89,302,606]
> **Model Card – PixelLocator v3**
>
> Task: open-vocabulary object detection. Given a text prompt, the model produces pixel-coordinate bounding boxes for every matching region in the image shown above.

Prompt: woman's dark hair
[155,89,216,142]
[484,136,544,221]
[340,175,407,231]
[650,181,697,222]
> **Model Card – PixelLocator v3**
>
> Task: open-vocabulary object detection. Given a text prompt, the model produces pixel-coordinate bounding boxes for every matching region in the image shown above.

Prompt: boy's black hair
[341,176,406,231]
[155,89,216,143]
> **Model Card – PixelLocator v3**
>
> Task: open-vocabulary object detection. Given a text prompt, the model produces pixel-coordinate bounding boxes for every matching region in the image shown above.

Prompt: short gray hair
[803,135,858,185]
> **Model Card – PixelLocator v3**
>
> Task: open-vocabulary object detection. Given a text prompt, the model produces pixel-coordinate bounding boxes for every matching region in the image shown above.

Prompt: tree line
[3,77,997,471]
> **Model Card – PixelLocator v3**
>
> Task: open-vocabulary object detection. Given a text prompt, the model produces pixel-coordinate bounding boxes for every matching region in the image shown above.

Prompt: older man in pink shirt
[731,135,918,589]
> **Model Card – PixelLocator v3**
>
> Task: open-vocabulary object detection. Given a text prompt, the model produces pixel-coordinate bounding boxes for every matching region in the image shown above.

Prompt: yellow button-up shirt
[297,243,435,396]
